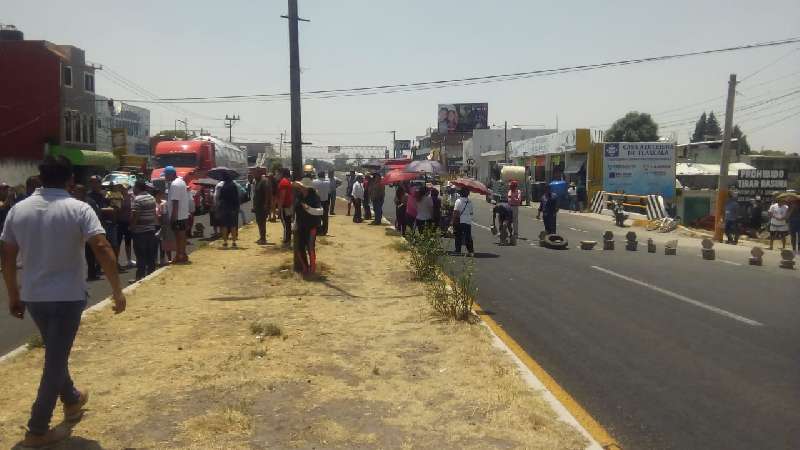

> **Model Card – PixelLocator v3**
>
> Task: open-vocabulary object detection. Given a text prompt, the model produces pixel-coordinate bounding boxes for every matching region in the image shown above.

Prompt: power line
[107,36,800,104]
[739,46,800,83]
[746,109,800,134]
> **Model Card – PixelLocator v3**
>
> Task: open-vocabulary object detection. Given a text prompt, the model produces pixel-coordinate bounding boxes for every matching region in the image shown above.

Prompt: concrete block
[702,248,716,260]
[603,240,615,251]
[647,238,656,253]
[580,240,597,250]
[626,241,638,251]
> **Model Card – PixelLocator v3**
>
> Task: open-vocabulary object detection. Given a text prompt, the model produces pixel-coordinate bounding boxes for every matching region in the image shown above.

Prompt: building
[0,26,111,184]
[508,129,602,184]
[463,128,557,181]
[675,139,741,164]
[95,95,151,156]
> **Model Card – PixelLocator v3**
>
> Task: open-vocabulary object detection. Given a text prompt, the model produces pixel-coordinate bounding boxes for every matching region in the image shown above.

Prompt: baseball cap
[163,166,177,176]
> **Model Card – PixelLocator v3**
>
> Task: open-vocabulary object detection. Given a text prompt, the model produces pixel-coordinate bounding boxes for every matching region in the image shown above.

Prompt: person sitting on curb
[1,156,126,447]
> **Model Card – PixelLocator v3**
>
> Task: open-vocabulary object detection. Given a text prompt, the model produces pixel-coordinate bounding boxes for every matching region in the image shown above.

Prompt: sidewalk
[0,205,588,449]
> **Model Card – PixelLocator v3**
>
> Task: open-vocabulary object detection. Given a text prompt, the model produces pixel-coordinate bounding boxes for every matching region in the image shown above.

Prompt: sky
[4,0,800,153]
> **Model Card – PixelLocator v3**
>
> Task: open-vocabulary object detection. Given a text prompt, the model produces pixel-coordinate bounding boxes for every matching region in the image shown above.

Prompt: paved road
[0,203,253,355]
[361,184,799,450]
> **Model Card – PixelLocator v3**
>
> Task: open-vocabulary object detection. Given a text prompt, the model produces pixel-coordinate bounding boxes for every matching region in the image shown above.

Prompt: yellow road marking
[473,302,621,450]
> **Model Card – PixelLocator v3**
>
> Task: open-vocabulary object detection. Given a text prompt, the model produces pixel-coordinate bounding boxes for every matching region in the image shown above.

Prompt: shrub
[407,227,445,281]
[250,321,282,337]
[426,261,476,321]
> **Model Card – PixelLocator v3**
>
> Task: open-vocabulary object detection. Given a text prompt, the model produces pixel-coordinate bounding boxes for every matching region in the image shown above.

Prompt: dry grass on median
[0,209,587,450]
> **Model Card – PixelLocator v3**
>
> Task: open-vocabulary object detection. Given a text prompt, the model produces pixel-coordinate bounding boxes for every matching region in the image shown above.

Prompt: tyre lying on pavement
[540,234,569,250]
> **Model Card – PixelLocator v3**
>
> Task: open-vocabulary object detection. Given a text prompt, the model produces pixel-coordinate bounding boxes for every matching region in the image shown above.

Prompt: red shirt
[278,178,293,207]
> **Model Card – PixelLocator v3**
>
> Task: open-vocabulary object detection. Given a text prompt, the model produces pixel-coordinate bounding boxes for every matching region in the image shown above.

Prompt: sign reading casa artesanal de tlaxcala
[736,169,787,201]
[603,142,676,200]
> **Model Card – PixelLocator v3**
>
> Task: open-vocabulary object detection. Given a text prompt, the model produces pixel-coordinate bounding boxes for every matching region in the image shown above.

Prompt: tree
[333,153,350,171]
[705,112,722,140]
[691,112,707,142]
[732,125,751,154]
[605,112,659,142]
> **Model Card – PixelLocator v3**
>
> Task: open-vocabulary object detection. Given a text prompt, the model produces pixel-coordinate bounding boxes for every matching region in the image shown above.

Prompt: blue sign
[603,142,675,199]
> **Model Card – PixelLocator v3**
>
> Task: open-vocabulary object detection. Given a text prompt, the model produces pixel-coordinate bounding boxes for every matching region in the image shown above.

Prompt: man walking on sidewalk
[351,175,365,223]
[507,180,522,240]
[327,169,339,216]
[163,166,190,264]
[252,170,272,245]
[369,173,385,225]
[1,156,126,447]
[312,171,331,235]
[130,181,158,280]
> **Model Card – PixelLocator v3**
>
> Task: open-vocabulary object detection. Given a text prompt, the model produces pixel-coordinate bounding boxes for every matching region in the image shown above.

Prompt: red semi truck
[151,136,247,213]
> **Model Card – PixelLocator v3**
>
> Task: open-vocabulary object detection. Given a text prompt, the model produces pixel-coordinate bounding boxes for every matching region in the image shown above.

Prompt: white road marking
[590,265,763,327]
[717,259,743,266]
[473,222,492,231]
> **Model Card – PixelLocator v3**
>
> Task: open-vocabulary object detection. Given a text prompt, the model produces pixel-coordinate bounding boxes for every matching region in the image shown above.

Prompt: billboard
[394,140,411,151]
[437,103,488,133]
[603,142,676,199]
[736,169,787,201]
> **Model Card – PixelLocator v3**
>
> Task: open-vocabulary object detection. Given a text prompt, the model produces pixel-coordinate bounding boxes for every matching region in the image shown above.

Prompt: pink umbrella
[381,169,418,185]
[452,177,489,195]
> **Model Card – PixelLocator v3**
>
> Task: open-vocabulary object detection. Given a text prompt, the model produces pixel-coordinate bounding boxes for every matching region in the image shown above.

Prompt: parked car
[101,171,138,188]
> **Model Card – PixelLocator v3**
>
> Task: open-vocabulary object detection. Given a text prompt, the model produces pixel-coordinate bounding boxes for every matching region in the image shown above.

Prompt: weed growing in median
[388,240,410,252]
[249,321,283,337]
[26,334,44,349]
[407,227,445,281]
[426,260,476,321]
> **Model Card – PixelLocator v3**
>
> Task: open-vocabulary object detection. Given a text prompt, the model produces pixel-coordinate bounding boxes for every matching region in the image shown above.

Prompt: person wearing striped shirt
[130,181,158,280]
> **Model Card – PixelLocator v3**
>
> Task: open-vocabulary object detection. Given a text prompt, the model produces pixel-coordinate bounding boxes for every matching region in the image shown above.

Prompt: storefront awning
[49,146,119,170]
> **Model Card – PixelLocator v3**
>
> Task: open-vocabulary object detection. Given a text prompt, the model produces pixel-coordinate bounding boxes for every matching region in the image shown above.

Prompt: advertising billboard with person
[437,103,488,133]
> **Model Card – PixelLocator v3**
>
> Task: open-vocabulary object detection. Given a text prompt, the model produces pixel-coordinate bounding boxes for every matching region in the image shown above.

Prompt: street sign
[603,142,676,200]
[736,169,787,201]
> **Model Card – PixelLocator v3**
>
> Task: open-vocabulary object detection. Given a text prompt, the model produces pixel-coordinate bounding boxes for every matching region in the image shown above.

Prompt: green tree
[691,112,707,142]
[605,112,659,142]
[732,125,751,154]
[333,153,350,171]
[705,112,722,140]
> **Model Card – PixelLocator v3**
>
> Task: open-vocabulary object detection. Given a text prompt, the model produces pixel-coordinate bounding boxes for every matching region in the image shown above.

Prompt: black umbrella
[193,178,220,187]
[207,167,240,180]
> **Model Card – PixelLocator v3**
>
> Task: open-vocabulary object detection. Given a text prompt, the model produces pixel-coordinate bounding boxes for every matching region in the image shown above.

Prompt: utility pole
[503,120,509,163]
[713,74,737,242]
[283,0,309,180]
[279,131,284,160]
[390,130,397,158]
[224,114,240,142]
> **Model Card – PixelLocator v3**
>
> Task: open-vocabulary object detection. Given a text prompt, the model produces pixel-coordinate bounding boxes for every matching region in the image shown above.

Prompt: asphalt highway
[369,187,799,450]
[0,204,253,356]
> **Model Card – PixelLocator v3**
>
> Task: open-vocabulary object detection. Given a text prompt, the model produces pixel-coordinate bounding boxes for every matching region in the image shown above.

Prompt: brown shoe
[21,427,71,448]
[64,390,89,422]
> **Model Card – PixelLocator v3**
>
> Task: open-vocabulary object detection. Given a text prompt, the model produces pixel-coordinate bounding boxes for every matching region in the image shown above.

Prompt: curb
[380,219,615,450]
[0,264,172,365]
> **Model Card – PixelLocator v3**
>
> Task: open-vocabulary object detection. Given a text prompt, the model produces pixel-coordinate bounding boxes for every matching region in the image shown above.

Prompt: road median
[0,208,590,449]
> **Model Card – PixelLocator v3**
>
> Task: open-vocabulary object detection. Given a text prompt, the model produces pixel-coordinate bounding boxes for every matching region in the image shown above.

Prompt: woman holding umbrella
[216,172,241,248]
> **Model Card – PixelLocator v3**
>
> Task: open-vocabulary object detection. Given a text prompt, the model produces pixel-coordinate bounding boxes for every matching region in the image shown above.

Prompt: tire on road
[542,234,568,250]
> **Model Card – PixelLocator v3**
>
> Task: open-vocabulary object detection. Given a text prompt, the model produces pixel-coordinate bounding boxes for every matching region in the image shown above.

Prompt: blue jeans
[24,300,86,434]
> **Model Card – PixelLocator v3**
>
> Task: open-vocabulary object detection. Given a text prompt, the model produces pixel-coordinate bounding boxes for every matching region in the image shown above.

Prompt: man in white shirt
[312,171,332,235]
[164,166,190,263]
[351,176,365,223]
[768,198,789,250]
[452,188,475,256]
[1,156,126,446]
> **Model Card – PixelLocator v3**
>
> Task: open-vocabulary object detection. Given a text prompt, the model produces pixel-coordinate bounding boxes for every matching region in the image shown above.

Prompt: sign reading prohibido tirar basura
[736,169,787,201]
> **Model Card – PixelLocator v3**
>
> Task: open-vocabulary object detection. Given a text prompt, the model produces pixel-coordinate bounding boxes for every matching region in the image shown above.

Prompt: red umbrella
[381,169,418,185]
[452,177,489,195]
